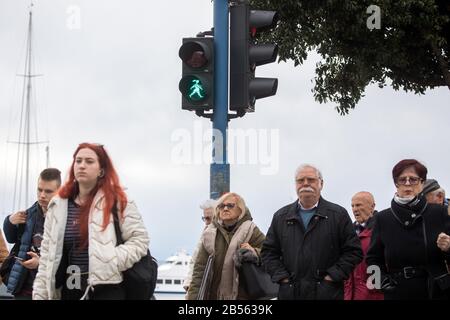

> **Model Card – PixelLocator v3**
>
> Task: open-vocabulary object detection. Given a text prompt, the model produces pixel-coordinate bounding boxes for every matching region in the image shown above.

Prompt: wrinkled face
[202,208,214,225]
[37,178,59,212]
[395,166,424,198]
[295,167,323,206]
[351,194,374,224]
[74,148,102,187]
[426,191,445,205]
[218,196,241,224]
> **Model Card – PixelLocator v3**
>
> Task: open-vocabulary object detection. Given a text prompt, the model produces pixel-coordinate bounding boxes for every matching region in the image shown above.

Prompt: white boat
[154,251,191,294]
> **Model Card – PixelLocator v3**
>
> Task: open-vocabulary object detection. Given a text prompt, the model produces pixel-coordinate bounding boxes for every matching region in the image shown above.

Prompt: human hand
[9,211,27,225]
[437,233,450,252]
[20,251,39,270]
[240,242,256,255]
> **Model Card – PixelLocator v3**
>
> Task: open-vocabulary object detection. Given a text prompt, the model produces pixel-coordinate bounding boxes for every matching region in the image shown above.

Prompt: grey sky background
[0,0,449,261]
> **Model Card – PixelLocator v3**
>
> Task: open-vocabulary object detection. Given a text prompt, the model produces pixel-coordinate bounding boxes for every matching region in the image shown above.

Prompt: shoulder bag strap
[111,201,124,245]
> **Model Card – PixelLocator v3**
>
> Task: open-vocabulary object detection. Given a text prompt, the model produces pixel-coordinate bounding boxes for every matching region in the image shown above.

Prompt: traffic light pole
[210,0,229,200]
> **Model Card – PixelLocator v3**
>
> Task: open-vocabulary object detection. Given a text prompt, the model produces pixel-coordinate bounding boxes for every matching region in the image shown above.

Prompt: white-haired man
[261,164,362,300]
[423,179,447,206]
[183,199,216,293]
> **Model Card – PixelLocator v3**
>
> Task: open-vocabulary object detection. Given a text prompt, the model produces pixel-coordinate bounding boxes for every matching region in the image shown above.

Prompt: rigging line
[46,144,50,168]
[2,42,25,216]
[0,143,11,216]
[6,3,29,143]
[7,141,48,145]
[13,14,32,211]
[13,8,34,211]
[39,51,50,159]
[13,35,30,210]
[17,144,25,210]
[31,50,47,172]
[34,46,51,168]
[32,68,40,172]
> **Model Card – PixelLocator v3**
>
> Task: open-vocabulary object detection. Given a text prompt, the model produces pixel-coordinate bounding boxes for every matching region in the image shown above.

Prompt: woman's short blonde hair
[215,192,247,221]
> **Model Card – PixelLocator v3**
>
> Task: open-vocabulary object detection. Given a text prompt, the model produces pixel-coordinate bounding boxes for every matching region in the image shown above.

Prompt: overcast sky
[0,0,449,261]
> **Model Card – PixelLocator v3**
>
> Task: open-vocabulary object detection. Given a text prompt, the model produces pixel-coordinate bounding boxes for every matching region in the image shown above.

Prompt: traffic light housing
[230,2,278,116]
[179,37,214,112]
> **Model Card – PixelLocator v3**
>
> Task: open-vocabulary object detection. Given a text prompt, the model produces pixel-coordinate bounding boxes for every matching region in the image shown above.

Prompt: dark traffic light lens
[179,42,210,69]
[179,75,208,102]
[186,51,207,68]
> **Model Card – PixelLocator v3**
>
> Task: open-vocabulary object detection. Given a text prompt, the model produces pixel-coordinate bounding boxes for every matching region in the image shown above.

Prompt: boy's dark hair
[40,168,62,186]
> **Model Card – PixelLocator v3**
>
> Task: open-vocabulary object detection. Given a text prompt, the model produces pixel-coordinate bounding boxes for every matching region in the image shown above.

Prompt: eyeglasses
[396,176,422,185]
[217,203,236,210]
[296,177,320,184]
[201,216,212,222]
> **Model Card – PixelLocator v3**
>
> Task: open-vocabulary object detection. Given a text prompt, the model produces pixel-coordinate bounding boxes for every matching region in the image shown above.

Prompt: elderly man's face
[351,193,374,224]
[426,191,445,205]
[202,208,214,225]
[295,167,323,207]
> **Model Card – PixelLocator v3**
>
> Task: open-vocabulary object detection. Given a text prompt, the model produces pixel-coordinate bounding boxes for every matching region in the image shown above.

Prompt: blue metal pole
[210,0,229,200]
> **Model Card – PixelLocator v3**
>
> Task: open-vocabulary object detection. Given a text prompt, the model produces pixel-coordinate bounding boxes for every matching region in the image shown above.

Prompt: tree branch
[430,41,450,90]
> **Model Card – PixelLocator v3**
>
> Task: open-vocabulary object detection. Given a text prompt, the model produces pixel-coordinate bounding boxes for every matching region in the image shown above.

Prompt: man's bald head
[351,191,375,224]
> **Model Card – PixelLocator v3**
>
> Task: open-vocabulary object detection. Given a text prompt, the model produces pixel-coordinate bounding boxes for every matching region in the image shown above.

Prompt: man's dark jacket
[261,197,363,300]
[3,202,41,295]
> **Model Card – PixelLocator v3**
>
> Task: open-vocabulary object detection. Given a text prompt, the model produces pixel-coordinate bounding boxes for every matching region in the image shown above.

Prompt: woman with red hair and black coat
[366,159,450,300]
[33,143,149,300]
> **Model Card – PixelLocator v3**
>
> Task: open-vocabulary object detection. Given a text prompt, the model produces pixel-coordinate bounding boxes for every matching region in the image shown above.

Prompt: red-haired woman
[32,143,149,300]
[367,159,450,299]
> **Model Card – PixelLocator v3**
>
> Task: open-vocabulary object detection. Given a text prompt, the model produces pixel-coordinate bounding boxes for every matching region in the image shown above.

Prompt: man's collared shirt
[297,201,319,229]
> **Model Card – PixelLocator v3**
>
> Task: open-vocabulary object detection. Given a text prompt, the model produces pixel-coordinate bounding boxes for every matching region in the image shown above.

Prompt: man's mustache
[299,187,314,193]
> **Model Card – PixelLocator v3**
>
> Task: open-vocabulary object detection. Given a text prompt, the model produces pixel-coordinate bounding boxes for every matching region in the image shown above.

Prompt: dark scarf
[390,195,428,228]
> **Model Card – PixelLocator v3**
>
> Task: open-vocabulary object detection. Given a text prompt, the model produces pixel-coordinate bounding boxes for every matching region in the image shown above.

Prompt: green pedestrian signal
[179,37,214,112]
[188,79,205,100]
[179,76,207,102]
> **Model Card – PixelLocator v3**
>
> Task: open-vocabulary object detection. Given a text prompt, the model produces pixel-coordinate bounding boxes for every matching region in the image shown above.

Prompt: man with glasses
[183,199,216,293]
[2,168,61,299]
[261,164,362,300]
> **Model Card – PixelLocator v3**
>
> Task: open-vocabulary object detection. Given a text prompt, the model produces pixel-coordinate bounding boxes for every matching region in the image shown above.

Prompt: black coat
[261,197,363,300]
[366,200,450,300]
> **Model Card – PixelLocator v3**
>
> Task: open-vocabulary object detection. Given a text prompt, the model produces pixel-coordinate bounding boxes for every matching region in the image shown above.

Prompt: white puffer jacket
[32,191,149,300]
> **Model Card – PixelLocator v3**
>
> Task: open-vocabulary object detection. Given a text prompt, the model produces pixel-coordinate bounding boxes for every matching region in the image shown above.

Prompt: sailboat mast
[46,145,50,168]
[7,1,50,213]
[24,8,33,206]
[10,1,49,211]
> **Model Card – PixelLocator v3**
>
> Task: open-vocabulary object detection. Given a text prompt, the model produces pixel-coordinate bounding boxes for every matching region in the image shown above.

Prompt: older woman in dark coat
[367,159,450,300]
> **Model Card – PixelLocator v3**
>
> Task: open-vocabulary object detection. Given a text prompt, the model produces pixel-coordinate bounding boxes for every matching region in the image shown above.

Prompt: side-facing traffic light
[179,37,214,111]
[230,2,278,116]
